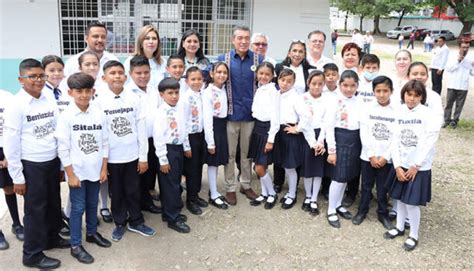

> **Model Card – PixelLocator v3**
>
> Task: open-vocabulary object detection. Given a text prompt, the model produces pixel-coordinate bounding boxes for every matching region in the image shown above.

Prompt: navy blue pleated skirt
[389,168,432,206]
[301,129,325,178]
[204,117,229,166]
[273,124,304,169]
[327,128,362,183]
[248,120,273,166]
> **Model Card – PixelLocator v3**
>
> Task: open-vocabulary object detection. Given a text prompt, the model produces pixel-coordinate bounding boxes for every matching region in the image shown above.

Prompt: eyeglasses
[309,39,325,44]
[19,74,48,81]
[253,42,268,48]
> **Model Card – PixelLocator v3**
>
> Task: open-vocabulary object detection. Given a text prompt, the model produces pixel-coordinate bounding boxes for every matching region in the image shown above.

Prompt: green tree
[445,0,473,35]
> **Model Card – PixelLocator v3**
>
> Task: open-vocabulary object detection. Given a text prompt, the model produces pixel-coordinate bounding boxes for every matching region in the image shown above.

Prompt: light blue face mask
[363,71,378,81]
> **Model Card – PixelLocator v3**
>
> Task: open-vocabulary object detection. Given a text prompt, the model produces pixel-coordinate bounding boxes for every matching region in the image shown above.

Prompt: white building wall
[252,0,333,61]
[0,0,61,58]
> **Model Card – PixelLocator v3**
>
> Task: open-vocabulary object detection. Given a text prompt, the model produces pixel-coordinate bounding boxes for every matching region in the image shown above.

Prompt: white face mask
[363,71,378,81]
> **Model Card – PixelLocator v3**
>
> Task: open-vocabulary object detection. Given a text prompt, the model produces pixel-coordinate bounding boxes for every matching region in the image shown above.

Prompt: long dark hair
[280,40,312,70]
[177,29,206,62]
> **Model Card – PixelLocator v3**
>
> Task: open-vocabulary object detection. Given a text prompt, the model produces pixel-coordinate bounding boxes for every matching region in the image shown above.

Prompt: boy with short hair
[166,55,188,93]
[95,60,155,241]
[358,54,381,104]
[56,72,112,264]
[125,55,162,214]
[154,77,192,233]
[4,59,68,269]
[181,67,208,215]
[322,63,340,98]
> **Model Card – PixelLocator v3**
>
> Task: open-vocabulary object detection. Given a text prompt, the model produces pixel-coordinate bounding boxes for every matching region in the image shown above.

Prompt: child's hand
[68,174,81,188]
[369,156,380,168]
[405,166,418,181]
[208,148,216,155]
[327,153,337,165]
[137,162,148,174]
[377,157,387,168]
[59,170,65,182]
[184,150,192,158]
[314,143,325,156]
[284,125,299,134]
[264,142,273,153]
[100,168,108,183]
[14,184,26,196]
[160,164,170,174]
[0,159,8,169]
[395,167,408,182]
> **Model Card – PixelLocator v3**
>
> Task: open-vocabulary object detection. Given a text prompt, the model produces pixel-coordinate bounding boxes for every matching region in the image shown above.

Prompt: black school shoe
[327,213,340,228]
[168,220,191,233]
[309,202,320,216]
[186,200,203,215]
[383,228,405,240]
[301,197,311,212]
[100,208,113,223]
[162,214,188,223]
[194,196,209,208]
[142,204,162,214]
[403,237,418,251]
[23,256,61,269]
[281,197,296,210]
[0,231,9,250]
[341,195,355,208]
[86,232,112,248]
[250,195,267,206]
[352,213,366,225]
[11,224,24,241]
[71,245,94,264]
[336,206,352,220]
[378,215,394,230]
[264,194,278,210]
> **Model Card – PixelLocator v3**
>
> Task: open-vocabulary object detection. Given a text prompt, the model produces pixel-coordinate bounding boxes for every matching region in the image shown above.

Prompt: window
[60,0,252,57]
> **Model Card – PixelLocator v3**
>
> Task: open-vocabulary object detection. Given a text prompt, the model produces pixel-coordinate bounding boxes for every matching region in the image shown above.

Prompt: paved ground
[0,36,473,270]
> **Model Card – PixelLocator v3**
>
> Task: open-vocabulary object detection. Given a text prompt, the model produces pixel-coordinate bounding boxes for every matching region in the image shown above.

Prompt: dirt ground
[0,37,473,270]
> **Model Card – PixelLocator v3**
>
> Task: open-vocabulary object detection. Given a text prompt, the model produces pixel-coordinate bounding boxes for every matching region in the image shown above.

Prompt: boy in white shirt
[125,55,162,215]
[154,78,192,233]
[358,54,380,104]
[4,59,68,269]
[56,72,111,264]
[95,60,155,241]
[166,55,188,93]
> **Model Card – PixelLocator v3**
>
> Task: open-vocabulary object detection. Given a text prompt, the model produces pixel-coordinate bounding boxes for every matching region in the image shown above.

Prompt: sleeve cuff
[158,156,169,165]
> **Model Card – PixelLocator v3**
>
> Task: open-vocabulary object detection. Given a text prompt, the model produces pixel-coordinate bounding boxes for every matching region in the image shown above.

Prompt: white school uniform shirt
[359,101,398,162]
[56,103,108,182]
[307,55,334,71]
[181,89,204,135]
[289,65,306,95]
[0,90,13,147]
[251,82,280,143]
[445,52,474,91]
[42,81,72,114]
[322,85,340,99]
[95,88,148,163]
[124,56,167,91]
[324,92,363,154]
[278,88,310,133]
[202,83,228,148]
[64,50,119,78]
[424,87,443,128]
[357,79,376,104]
[153,102,191,165]
[298,92,327,148]
[125,80,162,138]
[3,89,59,184]
[390,104,440,171]
[430,44,450,70]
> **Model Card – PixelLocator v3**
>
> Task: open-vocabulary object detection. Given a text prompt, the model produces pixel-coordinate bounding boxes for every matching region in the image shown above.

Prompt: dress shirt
[202,83,228,148]
[3,89,59,184]
[299,92,327,147]
[445,52,474,91]
[430,44,450,70]
[181,89,204,134]
[0,90,13,147]
[251,82,280,143]
[307,55,334,71]
[43,81,71,114]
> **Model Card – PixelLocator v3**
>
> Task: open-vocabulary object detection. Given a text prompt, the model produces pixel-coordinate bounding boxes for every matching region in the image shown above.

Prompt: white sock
[261,172,275,195]
[208,166,220,199]
[285,168,297,198]
[304,178,313,198]
[336,182,347,208]
[406,204,421,240]
[259,177,268,197]
[392,199,399,213]
[100,182,108,209]
[328,181,346,215]
[64,196,71,218]
[396,201,408,231]
[311,177,322,202]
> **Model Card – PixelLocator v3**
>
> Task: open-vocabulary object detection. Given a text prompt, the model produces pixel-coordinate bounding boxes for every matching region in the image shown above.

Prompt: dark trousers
[140,138,157,208]
[431,69,444,95]
[184,132,204,200]
[347,176,360,200]
[22,158,61,264]
[158,144,184,222]
[108,160,144,227]
[273,164,285,186]
[444,88,468,123]
[145,138,159,191]
[357,161,390,216]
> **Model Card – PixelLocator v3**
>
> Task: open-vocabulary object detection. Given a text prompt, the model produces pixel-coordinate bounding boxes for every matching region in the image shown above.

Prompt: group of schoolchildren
[0,34,442,269]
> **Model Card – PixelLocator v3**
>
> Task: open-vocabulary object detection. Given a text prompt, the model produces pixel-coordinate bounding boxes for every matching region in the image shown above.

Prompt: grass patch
[457,119,474,130]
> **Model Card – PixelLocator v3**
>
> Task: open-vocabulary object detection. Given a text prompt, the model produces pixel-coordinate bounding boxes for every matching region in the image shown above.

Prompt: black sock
[5,193,21,226]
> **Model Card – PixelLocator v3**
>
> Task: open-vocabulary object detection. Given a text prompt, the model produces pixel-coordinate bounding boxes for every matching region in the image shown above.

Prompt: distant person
[398,35,404,49]
[363,31,374,54]
[351,29,365,50]
[331,29,338,55]
[406,32,415,50]
[429,36,449,95]
[443,41,474,128]
[423,33,433,52]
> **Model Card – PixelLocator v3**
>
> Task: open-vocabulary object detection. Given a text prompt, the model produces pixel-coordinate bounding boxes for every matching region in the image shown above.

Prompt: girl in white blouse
[248,62,280,209]
[384,80,440,252]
